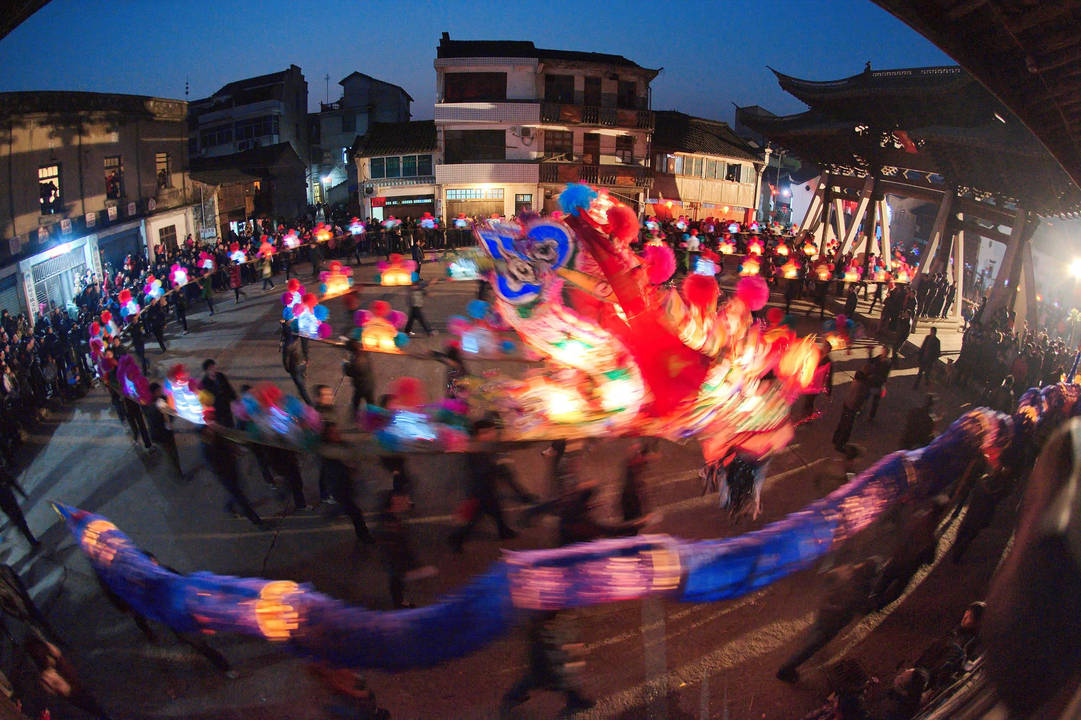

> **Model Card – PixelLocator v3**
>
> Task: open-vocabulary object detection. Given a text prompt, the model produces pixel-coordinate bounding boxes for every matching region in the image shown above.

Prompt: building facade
[0,91,195,320]
[353,120,437,221]
[433,34,657,220]
[648,110,762,222]
[188,65,309,193]
[311,72,412,206]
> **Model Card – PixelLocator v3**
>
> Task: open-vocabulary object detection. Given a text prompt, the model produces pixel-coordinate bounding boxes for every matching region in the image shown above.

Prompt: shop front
[96,220,145,272]
[18,234,102,319]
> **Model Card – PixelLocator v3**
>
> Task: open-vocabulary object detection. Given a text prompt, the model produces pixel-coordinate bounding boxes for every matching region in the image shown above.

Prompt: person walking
[144,382,182,476]
[260,254,275,291]
[865,346,892,421]
[200,359,237,429]
[343,339,374,421]
[200,426,266,528]
[449,419,520,552]
[170,289,189,335]
[200,272,215,317]
[776,557,883,683]
[145,298,168,352]
[0,465,39,549]
[833,368,871,451]
[315,384,374,544]
[405,281,433,336]
[282,331,313,405]
[375,488,435,609]
[229,261,246,303]
[913,326,941,388]
[128,315,149,374]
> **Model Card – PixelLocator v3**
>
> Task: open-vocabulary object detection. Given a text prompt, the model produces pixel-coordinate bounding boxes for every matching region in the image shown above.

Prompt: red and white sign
[370,197,386,208]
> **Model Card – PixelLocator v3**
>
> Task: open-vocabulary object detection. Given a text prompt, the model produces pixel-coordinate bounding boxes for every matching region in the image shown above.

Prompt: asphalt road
[0,255,1012,719]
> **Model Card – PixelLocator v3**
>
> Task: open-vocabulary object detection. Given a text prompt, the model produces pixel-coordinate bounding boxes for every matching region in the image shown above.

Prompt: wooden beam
[986,208,1032,316]
[951,218,1012,244]
[946,0,989,20]
[955,196,1017,226]
[951,220,965,322]
[1005,2,1081,34]
[839,175,874,256]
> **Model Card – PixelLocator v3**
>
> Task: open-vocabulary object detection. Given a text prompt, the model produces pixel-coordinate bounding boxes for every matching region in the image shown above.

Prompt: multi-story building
[0,91,194,319]
[433,33,658,220]
[648,110,763,223]
[353,120,437,221]
[189,65,309,180]
[310,72,412,206]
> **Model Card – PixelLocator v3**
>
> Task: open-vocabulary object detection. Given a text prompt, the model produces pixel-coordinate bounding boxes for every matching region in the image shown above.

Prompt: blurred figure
[833,368,870,452]
[776,557,882,683]
[913,326,940,388]
[865,346,891,421]
[144,382,182,476]
[315,384,373,545]
[200,426,265,529]
[282,330,313,406]
[200,359,236,429]
[375,488,435,609]
[0,466,39,549]
[25,631,114,719]
[899,394,936,450]
[448,419,523,552]
[343,339,374,421]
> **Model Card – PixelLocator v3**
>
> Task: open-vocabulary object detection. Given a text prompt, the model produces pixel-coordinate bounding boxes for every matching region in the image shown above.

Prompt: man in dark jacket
[914,326,941,388]
[200,359,236,429]
[448,419,521,552]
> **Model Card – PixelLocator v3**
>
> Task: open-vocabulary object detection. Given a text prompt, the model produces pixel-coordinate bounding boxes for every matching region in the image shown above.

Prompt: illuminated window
[446,188,503,200]
[155,153,171,188]
[725,163,743,183]
[38,164,61,214]
[616,136,634,164]
[104,155,122,200]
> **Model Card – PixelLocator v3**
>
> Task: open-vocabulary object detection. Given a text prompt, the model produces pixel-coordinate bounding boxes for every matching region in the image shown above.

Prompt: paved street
[1,257,1011,720]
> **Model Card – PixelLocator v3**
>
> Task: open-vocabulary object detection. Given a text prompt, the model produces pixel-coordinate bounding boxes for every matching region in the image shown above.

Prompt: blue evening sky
[0,0,952,123]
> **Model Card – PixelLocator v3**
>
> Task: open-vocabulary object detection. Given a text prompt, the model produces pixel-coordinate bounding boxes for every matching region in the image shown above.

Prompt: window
[615,136,634,163]
[544,74,575,104]
[342,113,355,133]
[370,157,385,179]
[402,155,418,177]
[38,164,61,214]
[417,154,433,176]
[515,193,533,214]
[199,124,232,148]
[158,224,177,251]
[654,153,666,172]
[725,162,743,183]
[545,130,573,159]
[155,153,171,188]
[672,156,684,174]
[235,115,279,140]
[443,130,506,164]
[385,156,401,178]
[692,157,703,177]
[446,188,504,200]
[617,80,638,109]
[443,72,507,102]
[515,193,532,203]
[104,155,123,200]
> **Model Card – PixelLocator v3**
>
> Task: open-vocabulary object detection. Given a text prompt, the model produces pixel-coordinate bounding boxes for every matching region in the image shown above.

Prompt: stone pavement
[0,254,1004,719]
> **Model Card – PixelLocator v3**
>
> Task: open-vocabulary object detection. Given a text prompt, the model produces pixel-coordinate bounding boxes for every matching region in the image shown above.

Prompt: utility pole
[325,73,330,105]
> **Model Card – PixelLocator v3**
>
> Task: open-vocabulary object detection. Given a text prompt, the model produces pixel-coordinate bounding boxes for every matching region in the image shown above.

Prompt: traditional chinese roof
[352,120,436,157]
[0,0,50,40]
[872,0,1081,192]
[653,111,759,162]
[738,66,1081,217]
[339,72,414,102]
[437,35,659,77]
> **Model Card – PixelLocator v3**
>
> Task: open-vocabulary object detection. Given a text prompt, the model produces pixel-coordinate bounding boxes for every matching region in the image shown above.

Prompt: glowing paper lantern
[739,256,761,276]
[803,241,817,255]
[349,218,365,235]
[283,231,301,249]
[170,263,189,288]
[319,261,353,298]
[454,214,470,230]
[254,581,302,641]
[230,249,246,264]
[775,243,789,256]
[258,240,275,258]
[143,276,164,301]
[199,252,216,271]
[844,266,860,282]
[747,239,764,256]
[378,253,417,286]
[419,212,437,230]
[780,259,799,279]
[315,223,332,243]
[718,239,736,254]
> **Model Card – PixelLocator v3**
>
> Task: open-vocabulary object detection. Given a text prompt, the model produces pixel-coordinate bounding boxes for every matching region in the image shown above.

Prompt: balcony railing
[540,162,652,187]
[541,102,653,129]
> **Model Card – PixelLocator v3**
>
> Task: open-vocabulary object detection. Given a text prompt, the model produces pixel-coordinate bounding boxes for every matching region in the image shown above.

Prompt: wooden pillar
[839,175,875,255]
[799,173,826,236]
[986,208,1030,316]
[860,179,880,276]
[1019,242,1038,331]
[878,198,891,266]
[916,190,954,288]
[819,174,833,252]
[832,197,847,247]
[951,218,965,322]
